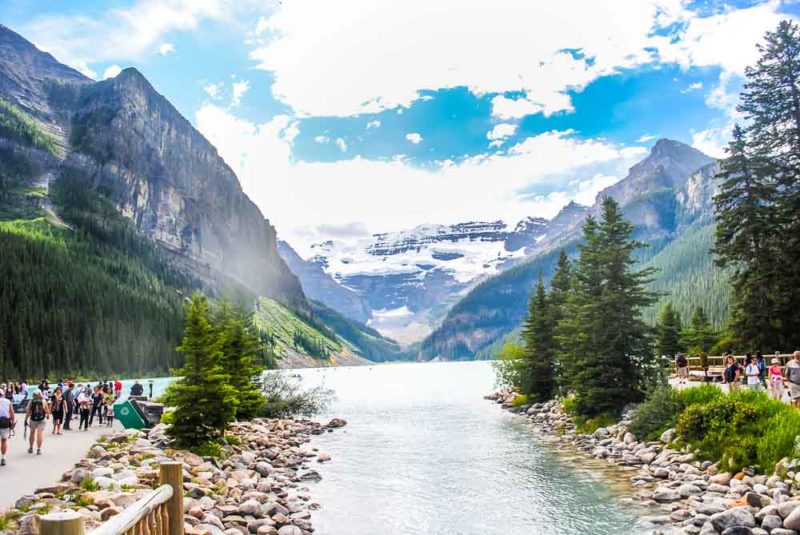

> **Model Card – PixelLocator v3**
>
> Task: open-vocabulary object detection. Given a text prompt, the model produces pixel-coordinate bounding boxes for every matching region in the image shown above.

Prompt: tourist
[3,384,13,401]
[104,388,115,428]
[89,386,104,426]
[756,351,767,387]
[0,386,15,467]
[114,379,122,400]
[745,356,762,391]
[18,380,28,400]
[63,382,74,431]
[25,390,50,455]
[785,351,800,408]
[148,379,154,399]
[768,358,785,401]
[50,387,66,435]
[77,387,91,431]
[130,380,144,397]
[675,353,689,385]
[723,355,741,392]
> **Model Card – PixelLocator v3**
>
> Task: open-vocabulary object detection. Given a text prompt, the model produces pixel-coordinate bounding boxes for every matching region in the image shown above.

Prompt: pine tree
[569,198,657,417]
[163,294,238,448]
[548,250,572,392]
[520,273,556,402]
[215,303,266,420]
[656,302,682,358]
[682,307,718,355]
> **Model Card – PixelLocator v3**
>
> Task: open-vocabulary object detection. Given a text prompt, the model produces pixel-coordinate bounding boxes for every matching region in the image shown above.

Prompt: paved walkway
[0,418,119,510]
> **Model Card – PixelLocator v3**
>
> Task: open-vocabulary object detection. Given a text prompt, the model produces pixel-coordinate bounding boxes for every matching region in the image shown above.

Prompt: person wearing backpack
[0,386,16,466]
[25,390,50,455]
[675,353,689,385]
[63,382,74,431]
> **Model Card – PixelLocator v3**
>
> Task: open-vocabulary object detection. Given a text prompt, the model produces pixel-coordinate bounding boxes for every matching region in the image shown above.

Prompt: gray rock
[276,527,302,535]
[661,428,677,443]
[784,505,800,531]
[710,508,756,532]
[678,484,703,497]
[721,528,754,535]
[238,500,263,518]
[761,514,783,531]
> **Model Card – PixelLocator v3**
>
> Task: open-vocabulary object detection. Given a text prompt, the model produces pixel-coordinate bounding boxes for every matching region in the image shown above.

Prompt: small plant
[560,396,577,416]
[81,478,99,492]
[75,495,92,507]
[260,372,335,419]
[194,441,224,458]
[511,394,529,408]
[224,435,241,446]
[575,413,617,434]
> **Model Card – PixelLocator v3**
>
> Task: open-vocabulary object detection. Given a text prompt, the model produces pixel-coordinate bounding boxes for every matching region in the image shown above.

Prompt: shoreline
[487,390,800,535]
[0,418,346,535]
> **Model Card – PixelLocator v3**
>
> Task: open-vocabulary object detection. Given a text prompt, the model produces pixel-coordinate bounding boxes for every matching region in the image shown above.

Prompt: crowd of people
[675,350,800,407]
[0,378,151,468]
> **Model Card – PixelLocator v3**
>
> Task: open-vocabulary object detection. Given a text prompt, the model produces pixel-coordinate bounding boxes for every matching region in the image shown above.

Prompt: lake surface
[295,361,646,535]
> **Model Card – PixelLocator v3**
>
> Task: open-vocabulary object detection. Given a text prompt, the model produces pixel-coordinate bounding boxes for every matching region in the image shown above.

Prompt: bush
[677,383,724,407]
[511,394,529,408]
[628,386,681,441]
[193,441,224,458]
[575,413,617,434]
[260,372,335,419]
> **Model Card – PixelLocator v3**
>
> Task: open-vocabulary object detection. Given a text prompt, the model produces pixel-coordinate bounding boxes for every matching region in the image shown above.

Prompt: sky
[2,0,798,254]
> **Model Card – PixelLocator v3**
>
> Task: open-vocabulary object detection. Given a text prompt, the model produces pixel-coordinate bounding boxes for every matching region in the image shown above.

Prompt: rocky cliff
[0,24,305,307]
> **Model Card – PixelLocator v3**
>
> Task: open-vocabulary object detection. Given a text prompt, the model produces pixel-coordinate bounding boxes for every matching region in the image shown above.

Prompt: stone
[238,500,263,518]
[721,528,754,535]
[776,501,800,518]
[678,484,703,497]
[317,454,331,463]
[652,487,682,503]
[784,505,800,531]
[100,507,121,521]
[761,514,782,531]
[711,473,734,485]
[709,508,756,532]
[660,428,677,443]
[255,462,273,477]
[276,527,302,535]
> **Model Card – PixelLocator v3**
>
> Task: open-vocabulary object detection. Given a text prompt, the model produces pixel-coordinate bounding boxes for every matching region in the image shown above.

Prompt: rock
[317,454,331,463]
[652,487,682,503]
[326,418,347,428]
[678,484,703,497]
[276,527,302,535]
[594,427,610,438]
[771,531,799,535]
[94,476,116,490]
[238,500,263,518]
[623,432,636,444]
[89,445,108,459]
[711,473,734,485]
[777,501,800,518]
[761,514,782,531]
[710,508,756,533]
[100,507,122,521]
[696,503,726,516]
[745,492,772,509]
[660,428,677,443]
[255,462,273,477]
[721,528,754,535]
[784,505,800,531]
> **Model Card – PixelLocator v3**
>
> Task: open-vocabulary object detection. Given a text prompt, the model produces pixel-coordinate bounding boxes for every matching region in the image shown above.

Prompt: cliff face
[0,25,305,307]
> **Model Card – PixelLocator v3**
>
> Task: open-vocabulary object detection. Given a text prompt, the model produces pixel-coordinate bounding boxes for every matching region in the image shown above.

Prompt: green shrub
[511,394,529,408]
[575,413,617,434]
[80,479,98,492]
[224,435,241,446]
[629,386,681,441]
[676,383,724,407]
[560,396,577,416]
[193,441,223,458]
[757,411,800,472]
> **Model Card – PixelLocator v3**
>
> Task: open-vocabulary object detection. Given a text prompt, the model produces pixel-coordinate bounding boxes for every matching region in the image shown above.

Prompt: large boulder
[709,508,756,533]
[652,487,682,503]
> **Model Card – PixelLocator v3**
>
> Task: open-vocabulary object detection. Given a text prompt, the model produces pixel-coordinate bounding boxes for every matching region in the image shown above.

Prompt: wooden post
[40,511,84,535]
[159,462,184,535]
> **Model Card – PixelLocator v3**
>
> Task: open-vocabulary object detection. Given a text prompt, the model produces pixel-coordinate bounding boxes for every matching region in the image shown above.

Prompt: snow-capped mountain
[281,216,567,345]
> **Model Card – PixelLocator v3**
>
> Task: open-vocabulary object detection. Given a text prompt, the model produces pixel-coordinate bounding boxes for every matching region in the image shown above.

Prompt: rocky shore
[487,390,800,535]
[1,417,347,535]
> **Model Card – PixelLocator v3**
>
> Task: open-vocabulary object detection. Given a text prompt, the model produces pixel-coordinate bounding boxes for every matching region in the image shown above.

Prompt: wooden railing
[39,462,184,535]
[674,353,796,381]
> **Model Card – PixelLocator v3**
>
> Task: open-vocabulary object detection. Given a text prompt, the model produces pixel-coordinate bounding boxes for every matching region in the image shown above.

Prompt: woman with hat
[768,356,785,401]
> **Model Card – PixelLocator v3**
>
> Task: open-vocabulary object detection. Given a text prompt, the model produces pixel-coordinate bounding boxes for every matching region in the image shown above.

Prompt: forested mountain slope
[418,141,722,360]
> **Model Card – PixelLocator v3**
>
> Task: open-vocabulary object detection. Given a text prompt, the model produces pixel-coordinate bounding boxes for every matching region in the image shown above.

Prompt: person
[0,386,15,467]
[104,388,115,428]
[723,355,741,392]
[768,358,785,401]
[785,351,800,408]
[756,351,767,387]
[114,379,122,400]
[130,381,144,397]
[18,380,28,400]
[77,387,92,431]
[745,356,762,391]
[25,390,50,455]
[89,386,104,426]
[148,380,154,400]
[675,353,689,385]
[63,382,74,431]
[50,387,66,435]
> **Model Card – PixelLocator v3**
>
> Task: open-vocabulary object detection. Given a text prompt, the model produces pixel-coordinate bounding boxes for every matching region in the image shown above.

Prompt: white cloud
[102,64,123,80]
[637,134,659,143]
[366,120,381,129]
[335,138,348,152]
[314,135,329,144]
[231,79,251,108]
[203,82,224,100]
[572,174,621,206]
[158,42,176,55]
[247,0,786,118]
[195,105,645,250]
[405,133,422,144]
[486,123,518,141]
[681,81,703,93]
[691,127,729,159]
[22,0,261,75]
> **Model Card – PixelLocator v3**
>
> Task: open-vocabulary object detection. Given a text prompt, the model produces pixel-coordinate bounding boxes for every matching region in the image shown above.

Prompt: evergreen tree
[520,273,556,402]
[163,294,238,448]
[548,250,572,391]
[215,303,266,420]
[656,302,682,358]
[566,198,657,417]
[682,307,718,355]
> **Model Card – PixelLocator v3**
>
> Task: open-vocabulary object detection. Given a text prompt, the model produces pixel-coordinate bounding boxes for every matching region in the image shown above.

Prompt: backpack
[676,355,688,367]
[30,399,45,421]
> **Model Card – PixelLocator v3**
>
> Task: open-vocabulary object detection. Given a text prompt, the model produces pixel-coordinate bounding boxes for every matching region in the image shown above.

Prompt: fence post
[159,462,184,535]
[39,511,84,535]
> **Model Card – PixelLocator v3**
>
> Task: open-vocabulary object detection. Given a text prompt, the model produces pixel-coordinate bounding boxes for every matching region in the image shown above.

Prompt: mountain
[277,240,371,323]
[417,140,721,360]
[0,24,386,376]
[297,217,557,344]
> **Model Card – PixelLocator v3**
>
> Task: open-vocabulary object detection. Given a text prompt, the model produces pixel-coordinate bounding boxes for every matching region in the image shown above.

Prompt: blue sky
[1,0,797,251]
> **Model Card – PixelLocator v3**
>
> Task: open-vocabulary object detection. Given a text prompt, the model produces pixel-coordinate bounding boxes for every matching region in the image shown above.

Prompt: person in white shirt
[745,356,762,391]
[76,388,92,431]
[0,387,17,466]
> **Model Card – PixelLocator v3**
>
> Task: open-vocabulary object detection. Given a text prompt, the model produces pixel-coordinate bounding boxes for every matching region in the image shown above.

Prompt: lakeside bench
[38,462,184,535]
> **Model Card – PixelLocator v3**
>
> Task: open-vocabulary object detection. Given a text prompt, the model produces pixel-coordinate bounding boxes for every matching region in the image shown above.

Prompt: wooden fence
[677,353,796,381]
[39,462,184,535]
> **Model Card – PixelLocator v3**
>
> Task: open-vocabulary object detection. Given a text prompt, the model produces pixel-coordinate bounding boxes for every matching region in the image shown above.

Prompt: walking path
[0,419,118,510]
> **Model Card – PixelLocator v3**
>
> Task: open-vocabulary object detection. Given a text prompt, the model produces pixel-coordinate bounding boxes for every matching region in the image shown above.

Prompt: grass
[575,413,618,434]
[0,97,58,154]
[254,297,342,359]
[511,394,529,407]
[193,441,224,459]
[80,478,99,492]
